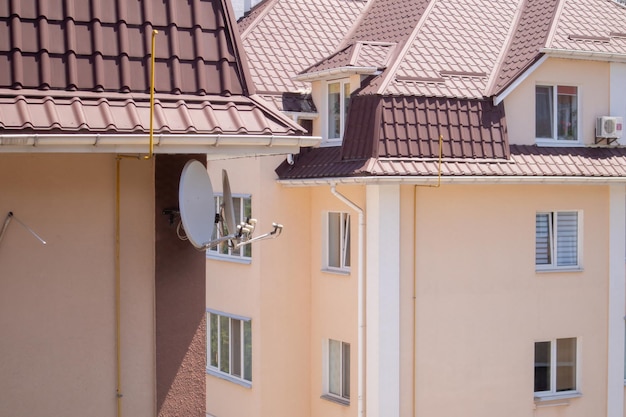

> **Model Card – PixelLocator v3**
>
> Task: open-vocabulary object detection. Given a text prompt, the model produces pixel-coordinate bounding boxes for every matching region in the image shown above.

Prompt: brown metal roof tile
[343,95,508,160]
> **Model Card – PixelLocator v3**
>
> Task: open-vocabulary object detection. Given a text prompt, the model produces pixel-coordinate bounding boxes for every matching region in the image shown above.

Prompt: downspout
[330,184,365,417]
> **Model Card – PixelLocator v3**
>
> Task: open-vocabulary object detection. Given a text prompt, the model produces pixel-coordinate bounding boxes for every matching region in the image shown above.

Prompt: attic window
[324,79,351,145]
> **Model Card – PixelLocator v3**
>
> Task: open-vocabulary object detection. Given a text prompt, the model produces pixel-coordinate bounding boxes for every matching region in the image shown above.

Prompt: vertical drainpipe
[330,183,365,417]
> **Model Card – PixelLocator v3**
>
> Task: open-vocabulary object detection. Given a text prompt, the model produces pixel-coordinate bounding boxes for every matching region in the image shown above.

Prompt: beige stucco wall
[505,58,609,146]
[205,155,312,417]
[412,183,609,417]
[0,154,155,417]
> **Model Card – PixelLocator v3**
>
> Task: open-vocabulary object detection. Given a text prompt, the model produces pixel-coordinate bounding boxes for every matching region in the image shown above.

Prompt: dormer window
[325,79,351,145]
[536,85,579,144]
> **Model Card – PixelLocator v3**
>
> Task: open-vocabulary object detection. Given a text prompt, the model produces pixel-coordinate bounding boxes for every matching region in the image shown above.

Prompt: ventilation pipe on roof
[330,184,365,417]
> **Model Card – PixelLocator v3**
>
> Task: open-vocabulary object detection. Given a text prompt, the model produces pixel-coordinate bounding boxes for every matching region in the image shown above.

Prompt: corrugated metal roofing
[0,94,302,135]
[341,95,508,160]
[238,0,367,107]
[0,0,252,96]
[0,0,309,139]
[276,145,626,180]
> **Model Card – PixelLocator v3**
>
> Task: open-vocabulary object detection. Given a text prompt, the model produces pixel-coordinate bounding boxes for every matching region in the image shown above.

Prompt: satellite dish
[178,160,215,249]
[222,169,237,235]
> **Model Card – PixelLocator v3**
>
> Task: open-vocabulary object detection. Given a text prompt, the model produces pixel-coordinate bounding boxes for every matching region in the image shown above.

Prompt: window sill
[206,252,252,265]
[206,368,252,389]
[534,391,582,407]
[535,267,583,273]
[535,139,584,147]
[321,267,351,276]
[321,394,350,407]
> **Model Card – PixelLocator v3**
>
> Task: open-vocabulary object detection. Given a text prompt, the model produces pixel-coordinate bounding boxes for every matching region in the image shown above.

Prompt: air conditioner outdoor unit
[596,116,623,139]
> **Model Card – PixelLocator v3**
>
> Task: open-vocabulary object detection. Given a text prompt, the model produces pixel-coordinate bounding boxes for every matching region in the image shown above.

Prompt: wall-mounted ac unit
[596,116,623,139]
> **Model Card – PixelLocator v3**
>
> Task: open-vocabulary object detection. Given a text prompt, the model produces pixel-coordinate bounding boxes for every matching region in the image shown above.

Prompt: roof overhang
[540,48,626,63]
[293,66,380,82]
[0,133,320,157]
[278,175,626,186]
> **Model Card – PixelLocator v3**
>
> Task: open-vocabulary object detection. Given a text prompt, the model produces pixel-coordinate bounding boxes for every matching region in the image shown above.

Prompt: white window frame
[322,78,351,146]
[535,84,581,146]
[534,338,581,401]
[324,211,351,273]
[535,210,582,271]
[322,339,350,405]
[207,193,252,263]
[206,309,252,387]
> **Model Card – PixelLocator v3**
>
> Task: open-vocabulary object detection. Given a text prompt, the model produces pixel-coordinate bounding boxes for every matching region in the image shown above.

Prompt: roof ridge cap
[374,0,439,95]
[484,0,527,96]
[240,0,281,39]
[545,0,566,48]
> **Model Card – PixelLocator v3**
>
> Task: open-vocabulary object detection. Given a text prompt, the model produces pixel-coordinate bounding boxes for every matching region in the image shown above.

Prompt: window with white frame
[325,79,351,143]
[535,211,580,269]
[535,85,578,143]
[534,338,578,397]
[324,339,350,403]
[207,311,252,384]
[326,212,351,271]
[208,194,252,260]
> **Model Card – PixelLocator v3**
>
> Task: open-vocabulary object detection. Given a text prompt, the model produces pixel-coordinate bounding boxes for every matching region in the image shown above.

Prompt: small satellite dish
[222,169,236,235]
[178,160,216,249]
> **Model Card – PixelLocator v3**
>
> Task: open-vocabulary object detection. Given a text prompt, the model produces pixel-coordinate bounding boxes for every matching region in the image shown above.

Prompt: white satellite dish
[222,169,237,235]
[178,160,216,249]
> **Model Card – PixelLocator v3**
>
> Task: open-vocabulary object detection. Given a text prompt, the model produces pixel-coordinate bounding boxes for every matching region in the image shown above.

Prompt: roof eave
[0,133,321,156]
[293,66,380,82]
[277,175,626,186]
[540,48,626,63]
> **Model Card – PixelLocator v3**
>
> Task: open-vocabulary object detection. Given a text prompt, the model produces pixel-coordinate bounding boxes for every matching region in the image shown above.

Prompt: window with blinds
[535,211,580,269]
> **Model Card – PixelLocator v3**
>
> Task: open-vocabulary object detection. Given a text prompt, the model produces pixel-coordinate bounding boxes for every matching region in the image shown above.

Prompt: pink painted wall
[0,154,155,417]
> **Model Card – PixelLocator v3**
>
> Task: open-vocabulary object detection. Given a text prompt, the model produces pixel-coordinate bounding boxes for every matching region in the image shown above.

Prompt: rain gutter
[0,133,321,154]
[278,175,626,186]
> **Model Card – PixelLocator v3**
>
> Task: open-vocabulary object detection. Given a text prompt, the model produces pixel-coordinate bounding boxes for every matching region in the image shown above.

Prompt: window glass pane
[231,319,242,377]
[220,315,230,373]
[343,214,351,268]
[210,313,218,368]
[328,213,341,268]
[534,341,551,392]
[556,338,576,392]
[328,83,341,139]
[535,213,552,265]
[342,342,350,399]
[244,320,252,382]
[536,86,554,138]
[329,339,341,396]
[557,86,577,141]
[556,212,578,267]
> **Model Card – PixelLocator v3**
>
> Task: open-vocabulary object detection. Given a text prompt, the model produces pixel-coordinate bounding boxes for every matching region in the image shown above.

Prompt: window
[534,338,578,397]
[324,339,350,403]
[535,211,580,270]
[326,212,351,271]
[207,311,252,385]
[208,194,252,260]
[326,80,351,143]
[535,85,578,142]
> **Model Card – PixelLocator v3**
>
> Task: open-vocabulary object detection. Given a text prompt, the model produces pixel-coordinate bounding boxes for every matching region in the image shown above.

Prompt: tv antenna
[177,160,282,250]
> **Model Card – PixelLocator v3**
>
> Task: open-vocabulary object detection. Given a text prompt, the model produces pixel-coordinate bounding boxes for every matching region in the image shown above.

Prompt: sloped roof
[303,0,626,99]
[0,0,315,150]
[341,95,508,160]
[237,0,368,101]
[276,145,626,180]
